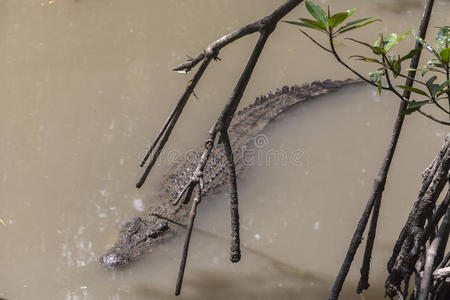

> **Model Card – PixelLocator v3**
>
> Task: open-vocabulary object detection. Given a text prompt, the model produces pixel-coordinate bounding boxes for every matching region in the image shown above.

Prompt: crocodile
[99,78,363,269]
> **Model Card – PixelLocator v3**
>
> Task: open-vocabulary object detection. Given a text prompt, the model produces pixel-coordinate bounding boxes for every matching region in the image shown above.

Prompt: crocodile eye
[156,221,169,231]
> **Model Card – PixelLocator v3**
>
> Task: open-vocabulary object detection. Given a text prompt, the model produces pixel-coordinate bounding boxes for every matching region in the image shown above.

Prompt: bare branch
[329,1,436,298]
[422,189,450,244]
[434,266,450,279]
[436,251,450,270]
[173,180,194,206]
[386,133,450,298]
[175,188,202,296]
[137,56,213,188]
[173,0,304,73]
[419,203,450,300]
[138,0,304,188]
[328,32,389,90]
[221,130,241,263]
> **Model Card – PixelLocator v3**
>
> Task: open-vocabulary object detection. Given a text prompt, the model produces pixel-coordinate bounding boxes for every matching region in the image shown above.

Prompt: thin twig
[173,0,303,73]
[328,33,390,90]
[446,63,450,120]
[137,56,213,188]
[382,54,427,86]
[299,29,332,53]
[175,188,202,296]
[417,108,450,126]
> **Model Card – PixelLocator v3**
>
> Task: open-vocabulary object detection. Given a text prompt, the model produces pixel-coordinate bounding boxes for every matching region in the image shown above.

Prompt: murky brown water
[1,0,450,299]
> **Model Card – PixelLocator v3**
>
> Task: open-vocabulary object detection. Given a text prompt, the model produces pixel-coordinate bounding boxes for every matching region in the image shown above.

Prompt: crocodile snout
[100,250,130,269]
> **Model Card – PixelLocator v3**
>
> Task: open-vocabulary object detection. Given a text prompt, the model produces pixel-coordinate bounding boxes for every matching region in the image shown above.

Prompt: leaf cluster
[284,1,450,119]
[283,1,380,37]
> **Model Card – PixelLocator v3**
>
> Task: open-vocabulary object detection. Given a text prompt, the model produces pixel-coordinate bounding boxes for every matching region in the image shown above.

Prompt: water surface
[1,0,450,299]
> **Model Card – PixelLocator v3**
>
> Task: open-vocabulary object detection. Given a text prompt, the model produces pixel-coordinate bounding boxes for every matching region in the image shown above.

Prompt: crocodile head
[99,248,130,268]
[100,217,170,268]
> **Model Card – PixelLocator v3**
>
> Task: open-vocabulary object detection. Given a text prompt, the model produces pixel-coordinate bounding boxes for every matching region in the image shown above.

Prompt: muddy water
[1,0,450,299]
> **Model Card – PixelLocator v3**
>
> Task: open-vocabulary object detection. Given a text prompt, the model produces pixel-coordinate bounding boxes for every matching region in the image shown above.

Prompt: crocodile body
[99,78,362,268]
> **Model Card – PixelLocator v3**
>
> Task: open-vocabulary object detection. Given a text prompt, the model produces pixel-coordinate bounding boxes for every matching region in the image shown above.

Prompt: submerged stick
[175,189,202,296]
[221,130,241,263]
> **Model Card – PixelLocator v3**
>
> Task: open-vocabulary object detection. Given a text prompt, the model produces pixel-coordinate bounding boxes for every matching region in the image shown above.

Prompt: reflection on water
[1,0,450,299]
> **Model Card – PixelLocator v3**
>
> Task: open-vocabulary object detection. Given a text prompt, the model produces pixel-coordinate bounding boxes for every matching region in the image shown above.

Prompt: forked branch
[136,0,305,295]
[137,0,303,188]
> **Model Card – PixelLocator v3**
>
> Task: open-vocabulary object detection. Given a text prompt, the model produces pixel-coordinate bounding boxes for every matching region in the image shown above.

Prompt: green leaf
[397,85,429,97]
[423,66,446,75]
[440,48,450,63]
[337,17,372,30]
[387,54,397,65]
[426,75,438,86]
[385,31,411,52]
[436,26,450,52]
[369,69,383,93]
[299,18,328,31]
[421,67,429,77]
[374,32,409,53]
[437,88,450,97]
[401,100,429,115]
[437,78,450,94]
[412,32,443,62]
[349,55,383,65]
[346,8,357,17]
[335,18,381,35]
[393,59,401,77]
[373,46,386,55]
[407,66,443,77]
[305,1,328,27]
[428,58,444,65]
[346,38,385,55]
[282,20,328,33]
[369,70,382,81]
[347,38,374,49]
[375,33,397,51]
[328,12,350,29]
[399,48,421,62]
[427,58,445,69]
[426,75,440,98]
